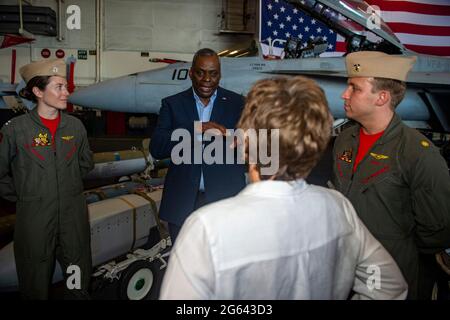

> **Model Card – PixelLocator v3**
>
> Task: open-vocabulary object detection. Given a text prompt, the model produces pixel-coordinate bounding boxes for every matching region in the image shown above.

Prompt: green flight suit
[332,114,450,299]
[0,107,94,299]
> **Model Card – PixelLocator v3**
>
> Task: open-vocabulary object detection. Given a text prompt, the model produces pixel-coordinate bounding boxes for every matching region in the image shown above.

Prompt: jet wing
[267,69,348,78]
[407,72,450,87]
[268,69,450,87]
[0,83,17,97]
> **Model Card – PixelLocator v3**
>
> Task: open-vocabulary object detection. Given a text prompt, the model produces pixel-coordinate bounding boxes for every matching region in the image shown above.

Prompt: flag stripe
[336,34,346,53]
[395,33,450,46]
[387,23,450,36]
[336,41,347,52]
[368,0,450,15]
[404,44,450,55]
[381,11,450,26]
[404,0,450,5]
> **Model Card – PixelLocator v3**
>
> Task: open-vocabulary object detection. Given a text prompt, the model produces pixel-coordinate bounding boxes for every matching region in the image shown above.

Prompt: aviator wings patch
[370,152,389,160]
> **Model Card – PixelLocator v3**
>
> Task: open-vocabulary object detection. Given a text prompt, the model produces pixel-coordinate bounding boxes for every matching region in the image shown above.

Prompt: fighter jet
[67,0,450,132]
[0,81,19,110]
[0,79,35,112]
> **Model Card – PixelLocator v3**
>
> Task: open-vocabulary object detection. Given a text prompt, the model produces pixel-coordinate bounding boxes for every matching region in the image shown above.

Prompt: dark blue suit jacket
[150,87,247,226]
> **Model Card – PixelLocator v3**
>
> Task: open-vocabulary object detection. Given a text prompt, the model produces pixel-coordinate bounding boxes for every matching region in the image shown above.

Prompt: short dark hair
[18,76,50,102]
[192,48,219,66]
[370,78,406,109]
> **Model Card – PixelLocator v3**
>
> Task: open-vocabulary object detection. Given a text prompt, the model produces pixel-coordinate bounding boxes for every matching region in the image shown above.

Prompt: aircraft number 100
[172,69,189,80]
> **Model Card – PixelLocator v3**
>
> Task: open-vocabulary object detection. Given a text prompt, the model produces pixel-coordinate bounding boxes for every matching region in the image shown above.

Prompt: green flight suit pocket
[62,144,84,195]
[14,140,49,197]
[58,193,91,264]
[14,197,54,262]
[360,173,414,240]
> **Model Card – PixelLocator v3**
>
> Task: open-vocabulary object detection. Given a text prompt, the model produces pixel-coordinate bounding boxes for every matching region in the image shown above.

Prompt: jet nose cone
[69,76,136,111]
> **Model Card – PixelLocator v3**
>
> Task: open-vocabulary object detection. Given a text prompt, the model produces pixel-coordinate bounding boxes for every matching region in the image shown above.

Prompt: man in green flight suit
[332,51,450,299]
[0,59,94,299]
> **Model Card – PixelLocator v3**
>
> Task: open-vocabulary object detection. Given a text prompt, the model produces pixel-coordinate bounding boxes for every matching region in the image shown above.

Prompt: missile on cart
[85,149,153,180]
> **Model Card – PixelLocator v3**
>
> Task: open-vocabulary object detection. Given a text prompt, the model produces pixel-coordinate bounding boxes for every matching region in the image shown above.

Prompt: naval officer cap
[19,58,66,83]
[345,51,416,82]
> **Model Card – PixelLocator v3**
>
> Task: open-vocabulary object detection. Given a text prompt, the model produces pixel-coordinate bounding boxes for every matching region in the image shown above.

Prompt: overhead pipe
[18,0,24,34]
[96,0,102,83]
[56,0,64,42]
[11,49,16,84]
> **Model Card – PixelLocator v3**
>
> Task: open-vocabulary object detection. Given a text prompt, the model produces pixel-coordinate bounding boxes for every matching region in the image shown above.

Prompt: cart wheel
[119,260,156,300]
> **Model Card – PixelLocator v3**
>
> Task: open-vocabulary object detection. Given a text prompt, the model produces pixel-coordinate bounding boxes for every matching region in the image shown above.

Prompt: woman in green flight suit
[0,59,94,299]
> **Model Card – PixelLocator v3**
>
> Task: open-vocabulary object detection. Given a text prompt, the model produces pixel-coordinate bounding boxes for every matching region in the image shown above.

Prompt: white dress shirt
[160,179,407,300]
[193,89,216,192]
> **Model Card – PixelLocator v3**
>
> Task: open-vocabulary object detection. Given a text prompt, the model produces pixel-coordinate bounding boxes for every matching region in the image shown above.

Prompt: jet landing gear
[92,237,172,300]
[119,260,157,300]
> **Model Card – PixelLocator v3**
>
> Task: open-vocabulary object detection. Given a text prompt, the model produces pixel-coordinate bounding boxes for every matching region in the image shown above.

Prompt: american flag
[260,0,344,57]
[368,0,450,56]
[260,0,450,57]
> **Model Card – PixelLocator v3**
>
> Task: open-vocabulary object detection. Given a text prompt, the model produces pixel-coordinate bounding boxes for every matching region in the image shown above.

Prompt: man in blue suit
[150,48,247,242]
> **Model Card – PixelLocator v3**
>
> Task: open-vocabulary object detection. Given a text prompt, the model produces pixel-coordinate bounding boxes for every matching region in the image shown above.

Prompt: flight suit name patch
[339,149,352,163]
[32,133,51,147]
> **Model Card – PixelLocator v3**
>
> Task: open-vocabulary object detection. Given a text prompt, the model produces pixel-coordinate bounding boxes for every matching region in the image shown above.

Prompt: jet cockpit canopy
[286,0,405,54]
